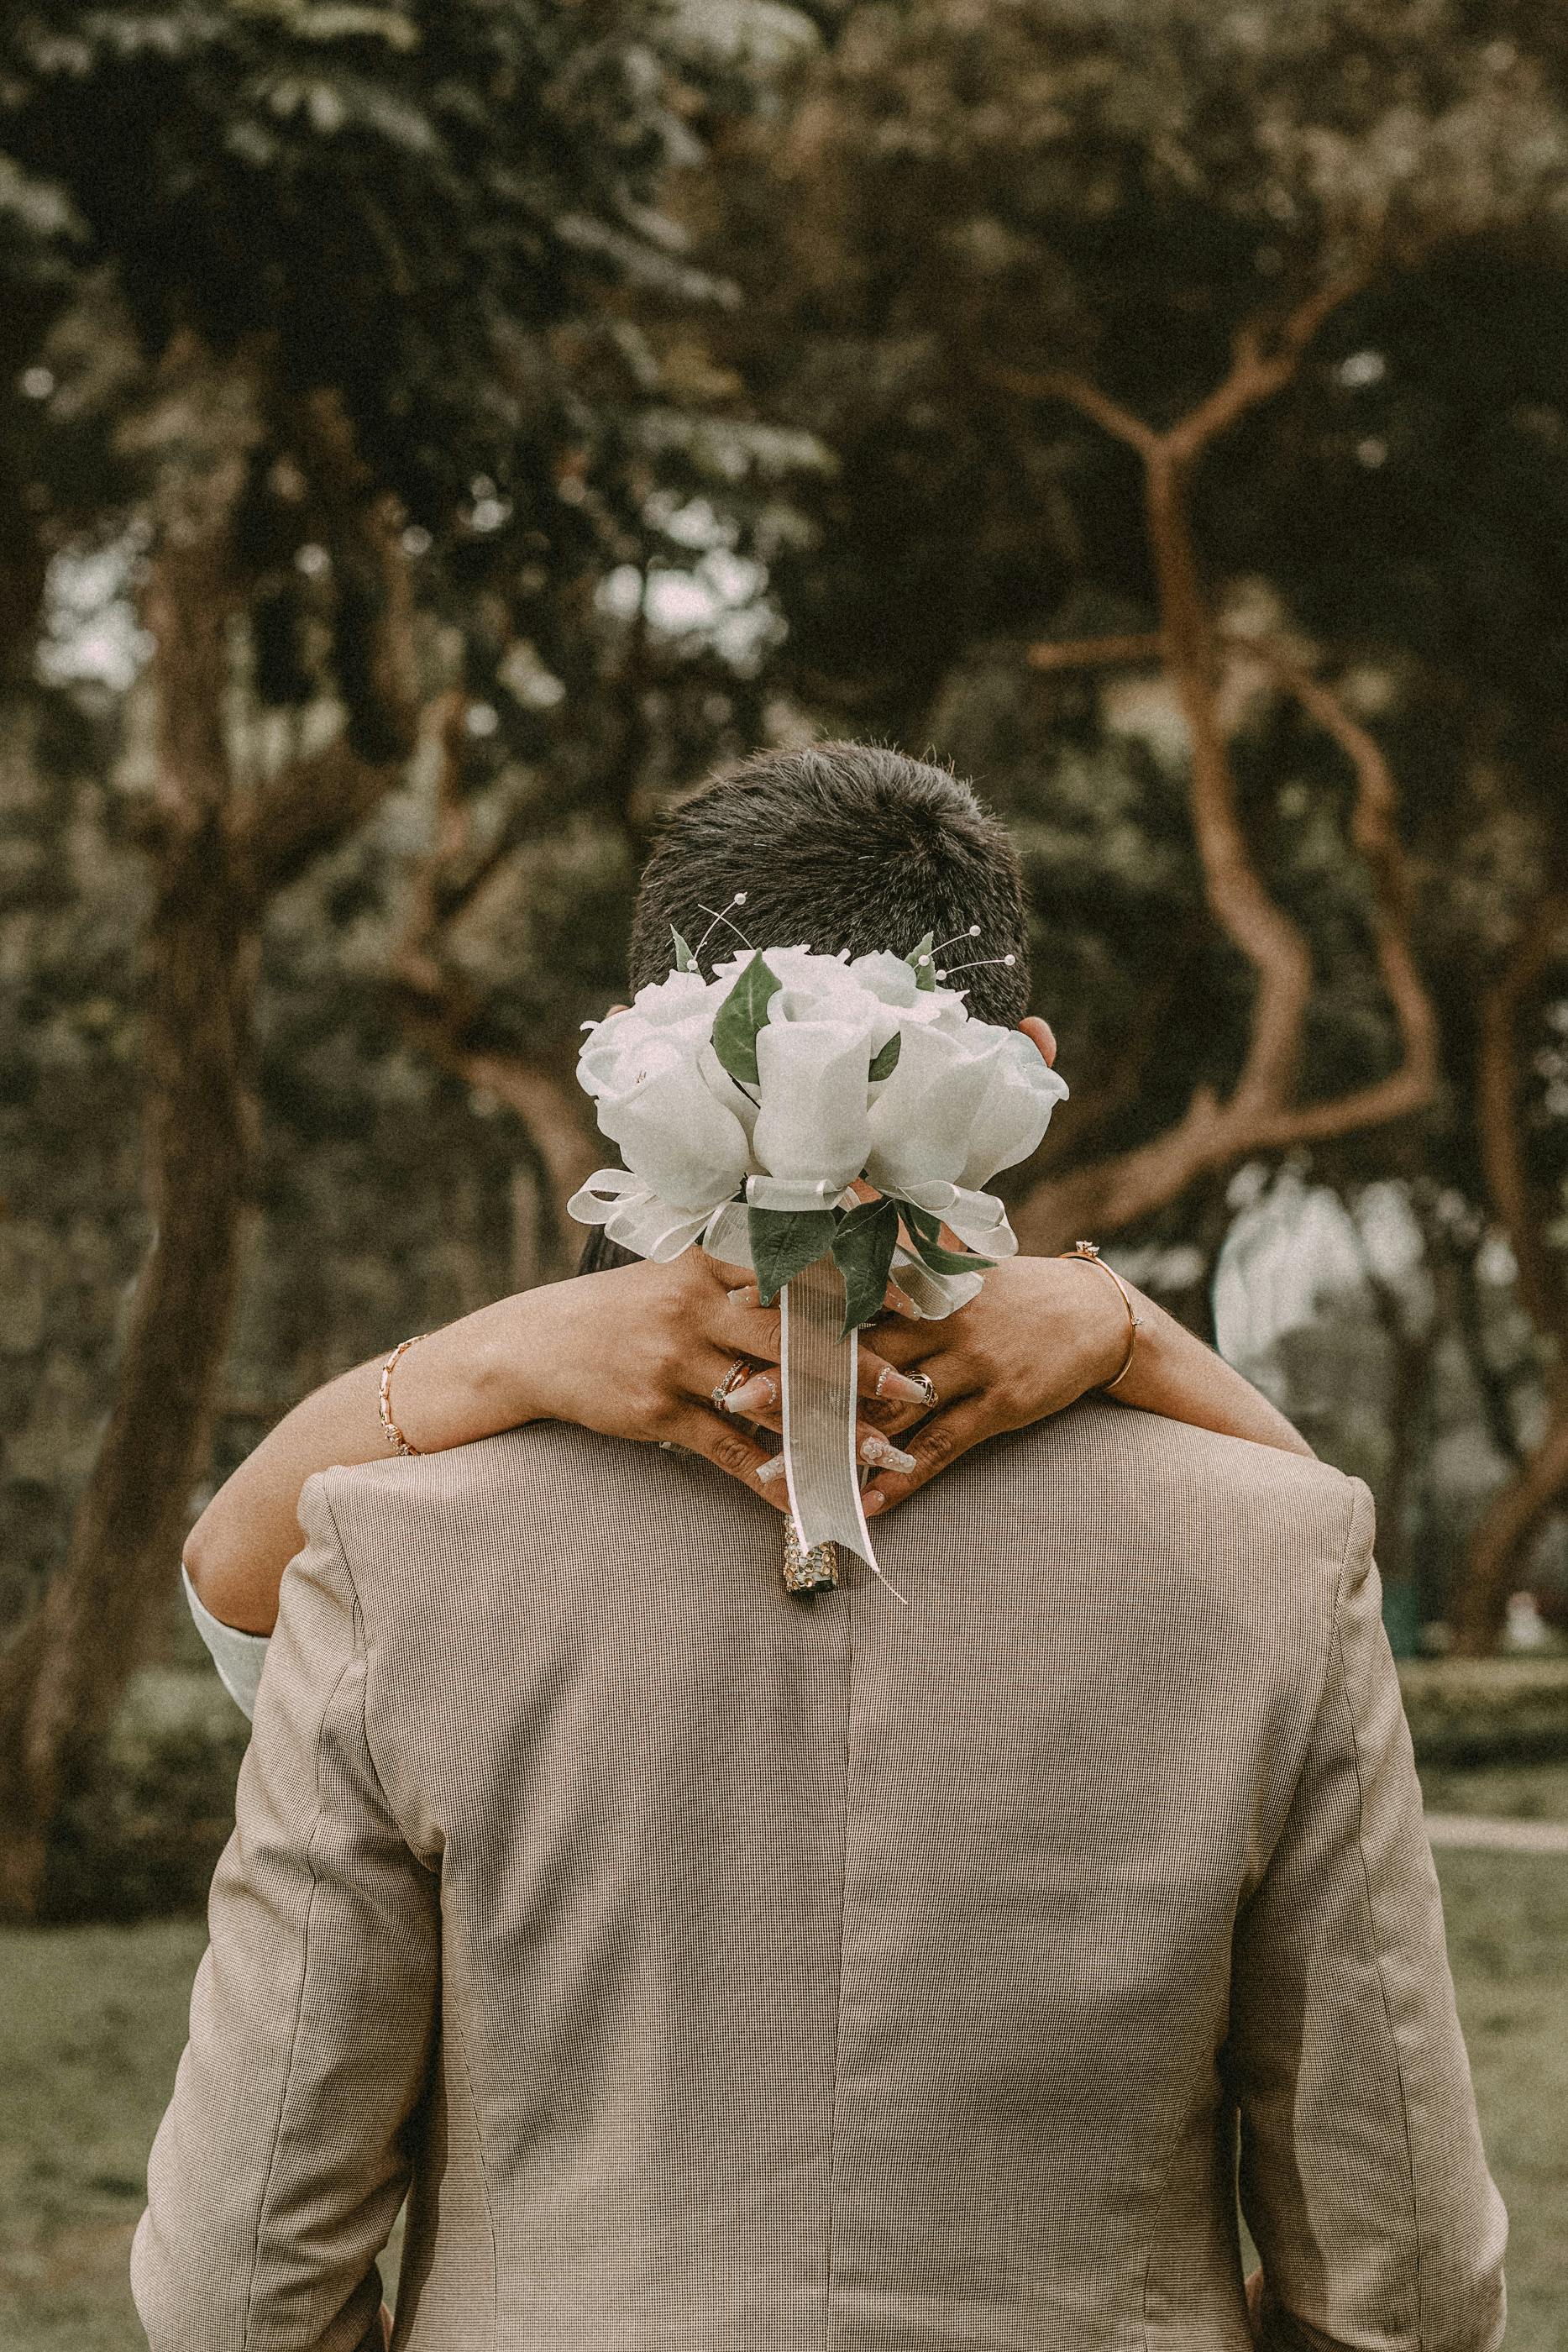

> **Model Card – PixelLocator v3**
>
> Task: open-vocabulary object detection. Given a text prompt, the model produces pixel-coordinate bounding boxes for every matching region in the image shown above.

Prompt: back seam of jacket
[821,1587,854,2352]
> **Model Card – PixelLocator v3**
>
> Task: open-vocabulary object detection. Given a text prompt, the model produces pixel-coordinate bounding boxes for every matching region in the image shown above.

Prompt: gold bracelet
[378,1333,430,1456]
[1060,1242,1142,1392]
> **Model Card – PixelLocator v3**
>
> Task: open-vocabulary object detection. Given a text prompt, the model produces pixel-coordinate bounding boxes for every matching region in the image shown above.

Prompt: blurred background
[1,0,1566,2343]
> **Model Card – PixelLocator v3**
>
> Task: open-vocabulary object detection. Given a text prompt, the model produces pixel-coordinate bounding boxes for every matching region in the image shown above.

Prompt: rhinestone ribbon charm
[782,1520,840,1593]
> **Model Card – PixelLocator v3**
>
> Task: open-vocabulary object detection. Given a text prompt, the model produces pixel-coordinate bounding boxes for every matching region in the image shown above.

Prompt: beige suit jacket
[134,1400,1505,2352]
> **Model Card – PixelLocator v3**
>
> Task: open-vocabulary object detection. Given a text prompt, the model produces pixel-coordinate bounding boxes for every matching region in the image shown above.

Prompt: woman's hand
[847,1252,1314,1515]
[458,1249,931,1509]
[845,1255,1132,1516]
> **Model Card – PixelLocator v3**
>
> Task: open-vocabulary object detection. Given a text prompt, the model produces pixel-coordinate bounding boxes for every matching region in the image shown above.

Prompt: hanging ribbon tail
[779,1257,908,1605]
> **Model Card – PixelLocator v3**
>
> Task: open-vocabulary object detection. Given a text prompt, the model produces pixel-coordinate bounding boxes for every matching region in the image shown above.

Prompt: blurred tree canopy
[2,0,1568,1914]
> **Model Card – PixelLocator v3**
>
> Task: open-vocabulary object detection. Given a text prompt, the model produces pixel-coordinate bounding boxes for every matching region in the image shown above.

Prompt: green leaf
[748,1207,836,1306]
[831,1198,899,1334]
[711,951,781,1087]
[868,1030,902,1082]
[907,932,937,991]
[670,926,698,973]
[899,1200,994,1275]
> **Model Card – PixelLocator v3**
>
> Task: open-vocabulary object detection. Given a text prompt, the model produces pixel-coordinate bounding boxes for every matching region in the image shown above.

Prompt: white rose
[725,942,901,1040]
[846,948,920,1005]
[753,990,878,1193]
[847,949,970,1032]
[697,1040,763,1151]
[863,1020,1008,1198]
[590,1034,751,1214]
[958,1025,1069,1189]
[578,970,721,1100]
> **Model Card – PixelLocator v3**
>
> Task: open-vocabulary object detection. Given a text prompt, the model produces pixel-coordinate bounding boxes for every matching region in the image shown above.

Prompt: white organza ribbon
[779,1255,905,1605]
[567,1169,713,1263]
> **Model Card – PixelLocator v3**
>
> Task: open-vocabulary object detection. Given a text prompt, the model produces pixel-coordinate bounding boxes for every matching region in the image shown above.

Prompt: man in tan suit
[135,748,1505,2351]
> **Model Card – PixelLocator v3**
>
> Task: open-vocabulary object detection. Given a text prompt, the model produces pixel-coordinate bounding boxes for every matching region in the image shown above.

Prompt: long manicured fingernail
[727,1287,756,1305]
[863,1488,886,1516]
[755,1456,787,1486]
[726,1373,778,1415]
[875,1366,936,1406]
[860,1435,916,1473]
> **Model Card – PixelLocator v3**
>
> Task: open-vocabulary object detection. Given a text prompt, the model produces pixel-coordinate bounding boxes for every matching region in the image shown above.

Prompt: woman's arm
[186,1245,1307,1643]
[857,1252,1312,1519]
[183,1256,781,1635]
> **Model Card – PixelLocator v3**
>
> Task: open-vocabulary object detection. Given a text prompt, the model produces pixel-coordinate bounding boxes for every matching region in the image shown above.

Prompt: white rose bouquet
[570,928,1068,1593]
[573,933,1067,1330]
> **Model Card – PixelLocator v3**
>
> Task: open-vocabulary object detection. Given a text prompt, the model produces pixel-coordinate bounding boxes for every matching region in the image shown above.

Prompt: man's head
[627,742,1030,1026]
[579,742,1041,1274]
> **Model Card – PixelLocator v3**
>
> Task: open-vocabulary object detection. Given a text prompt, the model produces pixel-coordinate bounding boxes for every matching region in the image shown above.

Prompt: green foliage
[830,1194,898,1333]
[40,1670,248,1924]
[898,1199,993,1276]
[747,1203,834,1303]
[867,1029,900,1080]
[0,0,716,509]
[711,948,780,1086]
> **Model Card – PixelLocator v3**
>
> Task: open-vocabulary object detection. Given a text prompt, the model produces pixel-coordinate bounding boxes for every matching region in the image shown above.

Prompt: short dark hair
[629,741,1029,1023]
[579,743,1030,1273]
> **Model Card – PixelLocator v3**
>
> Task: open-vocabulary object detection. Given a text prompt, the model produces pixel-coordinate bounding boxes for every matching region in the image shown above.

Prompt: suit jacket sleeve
[1224,1478,1508,2352]
[134,1473,439,2352]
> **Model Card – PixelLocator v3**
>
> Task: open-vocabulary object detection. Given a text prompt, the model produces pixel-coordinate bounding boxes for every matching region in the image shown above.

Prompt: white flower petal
[864,1021,1005,1195]
[753,1016,874,1189]
[957,1027,1069,1189]
[594,1040,751,1213]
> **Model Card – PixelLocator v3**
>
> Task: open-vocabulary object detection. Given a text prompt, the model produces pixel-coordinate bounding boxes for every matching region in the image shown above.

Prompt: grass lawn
[0,1919,207,2352]
[2,1834,1564,2347]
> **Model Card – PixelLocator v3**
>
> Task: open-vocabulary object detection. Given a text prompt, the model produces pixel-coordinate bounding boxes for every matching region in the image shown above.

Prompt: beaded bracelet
[378,1332,430,1456]
[1060,1242,1142,1392]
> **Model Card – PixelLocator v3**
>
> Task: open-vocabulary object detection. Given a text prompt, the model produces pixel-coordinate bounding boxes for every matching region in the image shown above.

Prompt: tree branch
[1141,446,1316,1117]
[1167,271,1370,459]
[1027,632,1164,673]
[987,365,1160,456]
[1476,890,1568,1356]
[242,433,422,896]
[1235,636,1440,1121]
[389,689,597,1272]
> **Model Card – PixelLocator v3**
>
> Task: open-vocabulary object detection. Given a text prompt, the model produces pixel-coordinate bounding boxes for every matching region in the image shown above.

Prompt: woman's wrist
[431,1290,561,1441]
[1100,1282,1170,1405]
[378,1295,545,1453]
[1047,1253,1140,1392]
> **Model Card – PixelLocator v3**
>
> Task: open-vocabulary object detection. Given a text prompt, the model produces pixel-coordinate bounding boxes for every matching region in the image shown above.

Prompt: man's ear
[1020,1014,1057,1068]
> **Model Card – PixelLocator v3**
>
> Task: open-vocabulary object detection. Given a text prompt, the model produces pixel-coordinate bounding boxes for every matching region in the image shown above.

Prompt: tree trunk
[0,370,421,1914]
[1449,891,1568,1652]
[0,817,256,1918]
[1451,1399,1568,1656]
